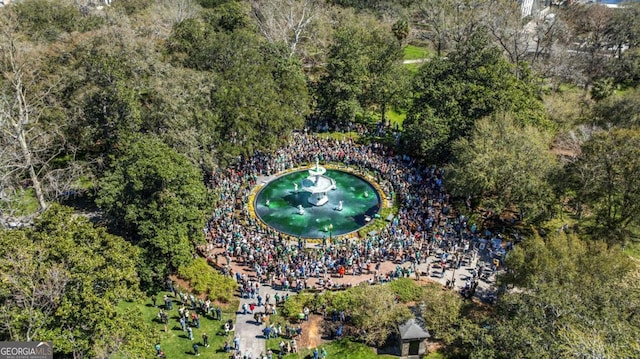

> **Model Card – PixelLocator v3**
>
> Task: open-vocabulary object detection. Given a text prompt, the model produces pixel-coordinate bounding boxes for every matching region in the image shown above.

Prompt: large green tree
[315,18,405,129]
[569,128,640,240]
[403,31,549,162]
[324,283,413,347]
[167,18,310,163]
[446,114,558,222]
[96,135,210,285]
[471,232,640,359]
[0,205,152,358]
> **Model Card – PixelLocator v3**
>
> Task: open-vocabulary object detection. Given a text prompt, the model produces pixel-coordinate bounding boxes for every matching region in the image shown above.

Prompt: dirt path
[299,315,325,349]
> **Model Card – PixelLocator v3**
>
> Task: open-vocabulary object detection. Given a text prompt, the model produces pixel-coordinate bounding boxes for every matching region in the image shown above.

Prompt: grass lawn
[385,109,406,130]
[0,188,41,216]
[624,241,640,259]
[119,293,239,358]
[266,338,397,359]
[404,45,430,61]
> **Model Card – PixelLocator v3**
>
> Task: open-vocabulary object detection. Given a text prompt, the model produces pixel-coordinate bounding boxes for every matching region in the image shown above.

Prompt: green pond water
[254,169,381,238]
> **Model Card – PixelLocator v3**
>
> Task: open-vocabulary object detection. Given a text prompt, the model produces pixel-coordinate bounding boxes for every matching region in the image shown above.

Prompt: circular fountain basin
[254,169,382,238]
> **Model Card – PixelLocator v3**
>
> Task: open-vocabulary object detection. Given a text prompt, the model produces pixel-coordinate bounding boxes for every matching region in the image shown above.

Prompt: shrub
[178,258,237,303]
[389,278,425,302]
[282,293,314,321]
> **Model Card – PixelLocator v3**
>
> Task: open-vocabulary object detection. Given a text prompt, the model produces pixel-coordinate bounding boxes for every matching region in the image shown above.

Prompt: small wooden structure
[398,319,430,358]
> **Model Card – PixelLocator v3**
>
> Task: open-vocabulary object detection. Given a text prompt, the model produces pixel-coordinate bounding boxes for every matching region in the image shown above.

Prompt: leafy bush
[389,278,425,302]
[282,293,314,321]
[178,258,237,303]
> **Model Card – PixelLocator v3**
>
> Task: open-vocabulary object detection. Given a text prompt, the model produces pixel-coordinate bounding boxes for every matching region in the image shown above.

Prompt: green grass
[424,351,447,359]
[119,293,239,358]
[266,338,397,359]
[403,45,430,61]
[385,109,406,129]
[0,188,41,216]
[624,241,640,259]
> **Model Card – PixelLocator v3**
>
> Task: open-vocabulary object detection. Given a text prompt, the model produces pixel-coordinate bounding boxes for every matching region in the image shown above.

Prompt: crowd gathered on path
[201,132,504,295]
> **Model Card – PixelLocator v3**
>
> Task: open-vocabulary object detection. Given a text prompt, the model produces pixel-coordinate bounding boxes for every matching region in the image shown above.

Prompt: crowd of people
[200,131,492,293]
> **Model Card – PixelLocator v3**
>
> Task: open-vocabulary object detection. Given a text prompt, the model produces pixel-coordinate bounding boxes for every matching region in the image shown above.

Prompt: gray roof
[399,319,430,340]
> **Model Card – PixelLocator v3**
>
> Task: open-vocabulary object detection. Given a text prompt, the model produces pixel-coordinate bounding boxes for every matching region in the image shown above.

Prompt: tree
[447,114,558,222]
[418,283,464,344]
[0,205,151,358]
[562,4,614,88]
[0,8,83,220]
[316,18,405,128]
[414,0,485,57]
[96,135,210,285]
[405,31,549,162]
[569,129,640,240]
[474,232,640,359]
[249,0,321,59]
[484,0,531,78]
[324,284,412,347]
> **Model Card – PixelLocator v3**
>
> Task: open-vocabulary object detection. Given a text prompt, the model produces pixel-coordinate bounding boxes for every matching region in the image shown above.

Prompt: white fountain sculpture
[297,204,305,215]
[335,200,343,211]
[265,199,270,207]
[364,191,369,198]
[301,157,336,206]
[294,183,298,193]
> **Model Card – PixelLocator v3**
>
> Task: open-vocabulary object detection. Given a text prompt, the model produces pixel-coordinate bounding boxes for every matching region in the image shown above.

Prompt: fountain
[254,167,382,238]
[301,158,336,206]
[364,191,369,198]
[294,183,298,193]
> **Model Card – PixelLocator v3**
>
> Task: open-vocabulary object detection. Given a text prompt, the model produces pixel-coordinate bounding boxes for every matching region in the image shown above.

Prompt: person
[321,347,327,359]
[216,306,222,321]
[223,340,230,352]
[313,347,319,359]
[187,326,193,340]
[193,343,200,356]
[151,295,157,307]
[202,332,209,348]
[233,335,240,351]
[154,343,161,355]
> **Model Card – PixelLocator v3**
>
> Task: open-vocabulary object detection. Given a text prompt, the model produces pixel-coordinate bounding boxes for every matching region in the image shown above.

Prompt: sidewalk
[234,284,294,358]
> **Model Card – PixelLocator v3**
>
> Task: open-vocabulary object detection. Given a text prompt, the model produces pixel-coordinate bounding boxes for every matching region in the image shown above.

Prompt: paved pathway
[234,283,294,358]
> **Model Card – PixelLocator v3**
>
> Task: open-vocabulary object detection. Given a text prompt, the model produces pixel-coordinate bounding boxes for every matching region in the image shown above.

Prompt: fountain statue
[335,200,343,211]
[301,157,336,206]
[364,191,369,198]
[297,204,305,215]
[294,183,298,193]
[265,199,270,207]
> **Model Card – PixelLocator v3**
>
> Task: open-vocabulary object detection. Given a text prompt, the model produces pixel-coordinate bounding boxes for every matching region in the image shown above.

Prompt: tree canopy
[568,128,640,240]
[403,31,549,163]
[97,135,210,286]
[478,232,640,359]
[447,114,558,222]
[0,204,152,358]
